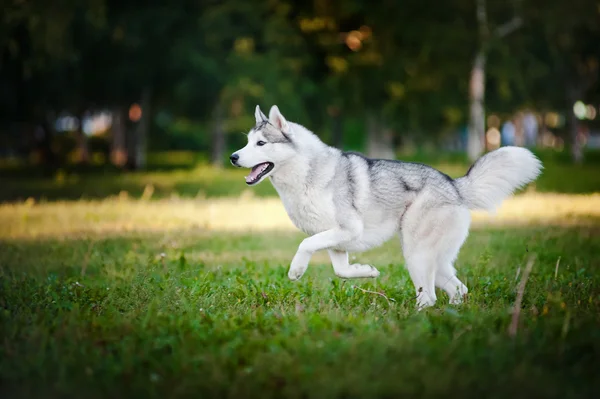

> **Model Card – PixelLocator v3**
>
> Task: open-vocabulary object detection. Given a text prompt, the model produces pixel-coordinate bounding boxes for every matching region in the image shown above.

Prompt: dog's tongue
[245,163,267,183]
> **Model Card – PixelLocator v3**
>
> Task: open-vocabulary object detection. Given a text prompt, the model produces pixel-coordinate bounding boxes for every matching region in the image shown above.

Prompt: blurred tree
[294,0,397,156]
[169,0,317,166]
[531,0,599,163]
[488,0,600,163]
[466,0,522,162]
[168,0,259,167]
[0,0,105,165]
[1,0,598,168]
[364,1,475,156]
[87,1,194,170]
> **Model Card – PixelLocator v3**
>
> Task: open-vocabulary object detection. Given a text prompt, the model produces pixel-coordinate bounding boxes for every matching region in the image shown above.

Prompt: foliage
[1,0,599,160]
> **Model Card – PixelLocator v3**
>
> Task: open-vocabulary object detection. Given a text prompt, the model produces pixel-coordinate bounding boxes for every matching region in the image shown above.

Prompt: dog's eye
[257,141,266,146]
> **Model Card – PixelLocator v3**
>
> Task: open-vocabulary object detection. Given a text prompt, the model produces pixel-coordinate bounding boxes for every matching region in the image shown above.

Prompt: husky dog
[230,105,542,309]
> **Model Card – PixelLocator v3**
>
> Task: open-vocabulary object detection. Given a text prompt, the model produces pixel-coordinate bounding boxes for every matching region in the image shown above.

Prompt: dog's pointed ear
[269,105,289,133]
[254,105,267,123]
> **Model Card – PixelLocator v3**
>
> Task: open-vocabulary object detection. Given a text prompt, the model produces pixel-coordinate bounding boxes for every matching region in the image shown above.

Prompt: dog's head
[230,105,297,186]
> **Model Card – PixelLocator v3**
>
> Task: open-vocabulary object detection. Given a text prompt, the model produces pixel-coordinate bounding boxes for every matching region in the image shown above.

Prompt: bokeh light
[129,103,142,122]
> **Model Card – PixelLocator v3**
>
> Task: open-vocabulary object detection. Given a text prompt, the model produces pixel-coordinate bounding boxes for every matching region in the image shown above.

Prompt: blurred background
[1,0,599,201]
[2,3,600,396]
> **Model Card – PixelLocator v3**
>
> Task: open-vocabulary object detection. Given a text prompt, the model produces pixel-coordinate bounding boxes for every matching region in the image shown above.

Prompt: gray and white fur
[231,105,543,309]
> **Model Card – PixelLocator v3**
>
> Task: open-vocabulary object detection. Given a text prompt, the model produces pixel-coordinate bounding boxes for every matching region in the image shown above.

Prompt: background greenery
[2,1,600,398]
[1,0,599,167]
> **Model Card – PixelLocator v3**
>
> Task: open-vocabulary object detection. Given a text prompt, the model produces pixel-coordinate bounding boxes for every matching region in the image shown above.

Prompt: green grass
[1,224,599,398]
[1,149,599,202]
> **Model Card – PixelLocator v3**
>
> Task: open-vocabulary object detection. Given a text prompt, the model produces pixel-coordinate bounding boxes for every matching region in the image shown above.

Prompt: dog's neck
[270,146,337,197]
[269,158,310,194]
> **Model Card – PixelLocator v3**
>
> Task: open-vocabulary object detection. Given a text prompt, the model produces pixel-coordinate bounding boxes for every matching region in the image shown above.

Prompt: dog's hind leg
[400,226,437,308]
[328,250,380,279]
[436,266,468,305]
[434,207,470,304]
[401,192,463,309]
[402,249,437,309]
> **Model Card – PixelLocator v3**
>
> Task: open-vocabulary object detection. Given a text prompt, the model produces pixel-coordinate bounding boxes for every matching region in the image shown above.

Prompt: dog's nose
[230,153,239,165]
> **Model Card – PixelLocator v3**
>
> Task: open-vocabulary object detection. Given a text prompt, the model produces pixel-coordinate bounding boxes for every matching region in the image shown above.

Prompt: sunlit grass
[2,192,599,239]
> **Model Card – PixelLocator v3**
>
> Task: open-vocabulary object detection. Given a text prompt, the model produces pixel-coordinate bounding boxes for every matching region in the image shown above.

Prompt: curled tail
[455,146,543,212]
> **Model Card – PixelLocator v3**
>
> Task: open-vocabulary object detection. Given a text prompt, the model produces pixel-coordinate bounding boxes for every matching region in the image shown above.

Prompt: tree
[467,0,522,162]
[531,0,600,163]
[0,0,105,165]
[2,0,598,168]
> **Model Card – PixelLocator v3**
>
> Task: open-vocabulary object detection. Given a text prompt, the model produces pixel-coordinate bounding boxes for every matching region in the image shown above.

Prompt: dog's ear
[269,105,289,133]
[254,105,267,124]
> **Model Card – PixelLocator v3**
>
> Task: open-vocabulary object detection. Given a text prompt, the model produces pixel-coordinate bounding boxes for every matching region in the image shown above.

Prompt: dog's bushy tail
[455,146,543,212]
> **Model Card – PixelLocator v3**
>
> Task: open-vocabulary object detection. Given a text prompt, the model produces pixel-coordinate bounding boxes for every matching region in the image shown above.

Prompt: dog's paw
[415,293,436,311]
[288,250,310,281]
[337,263,380,278]
[351,263,380,278]
[448,284,468,305]
[288,266,306,281]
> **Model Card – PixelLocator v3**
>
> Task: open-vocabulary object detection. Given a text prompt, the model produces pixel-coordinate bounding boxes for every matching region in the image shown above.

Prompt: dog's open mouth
[245,162,274,185]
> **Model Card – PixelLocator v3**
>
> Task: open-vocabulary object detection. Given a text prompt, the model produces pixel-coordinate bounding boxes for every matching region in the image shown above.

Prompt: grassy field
[1,153,600,398]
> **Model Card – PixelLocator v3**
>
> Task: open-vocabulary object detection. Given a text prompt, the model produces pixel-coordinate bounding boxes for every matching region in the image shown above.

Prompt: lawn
[1,153,600,398]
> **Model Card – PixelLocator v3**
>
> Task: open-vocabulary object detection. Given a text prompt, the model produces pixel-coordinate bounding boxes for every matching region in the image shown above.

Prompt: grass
[1,193,600,239]
[1,196,600,398]
[1,152,600,398]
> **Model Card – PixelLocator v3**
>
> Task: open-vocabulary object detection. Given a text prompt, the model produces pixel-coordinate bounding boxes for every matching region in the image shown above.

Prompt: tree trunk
[39,118,57,168]
[126,118,138,170]
[467,53,486,162]
[366,113,395,159]
[468,0,489,161]
[569,112,583,164]
[133,88,152,170]
[467,0,522,161]
[567,86,583,164]
[75,111,90,164]
[110,107,127,168]
[467,52,486,160]
[211,102,226,167]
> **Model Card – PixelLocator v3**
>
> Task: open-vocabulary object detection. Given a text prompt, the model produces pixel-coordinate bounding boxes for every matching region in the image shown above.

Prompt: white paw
[350,263,380,278]
[448,285,468,305]
[288,250,310,281]
[416,292,436,310]
[336,264,380,279]
[288,266,307,281]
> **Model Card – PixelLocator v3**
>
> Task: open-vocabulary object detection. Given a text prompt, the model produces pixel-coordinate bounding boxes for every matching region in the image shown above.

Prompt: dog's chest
[277,188,334,235]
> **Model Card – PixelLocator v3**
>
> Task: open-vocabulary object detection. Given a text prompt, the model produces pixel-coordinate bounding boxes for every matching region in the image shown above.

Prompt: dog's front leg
[288,224,362,281]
